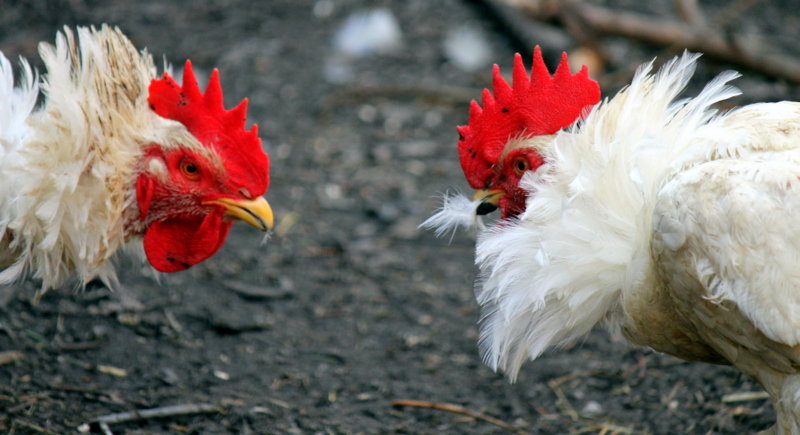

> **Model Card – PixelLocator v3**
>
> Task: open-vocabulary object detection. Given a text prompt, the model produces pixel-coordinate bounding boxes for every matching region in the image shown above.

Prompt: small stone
[581,400,604,416]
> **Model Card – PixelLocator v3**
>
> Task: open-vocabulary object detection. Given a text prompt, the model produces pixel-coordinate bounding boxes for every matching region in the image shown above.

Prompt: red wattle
[142,210,232,272]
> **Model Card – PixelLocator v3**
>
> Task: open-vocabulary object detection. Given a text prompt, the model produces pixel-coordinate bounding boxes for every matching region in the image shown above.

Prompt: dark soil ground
[2,1,800,433]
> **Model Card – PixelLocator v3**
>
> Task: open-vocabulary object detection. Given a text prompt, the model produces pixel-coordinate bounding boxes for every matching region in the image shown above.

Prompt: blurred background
[1,0,798,433]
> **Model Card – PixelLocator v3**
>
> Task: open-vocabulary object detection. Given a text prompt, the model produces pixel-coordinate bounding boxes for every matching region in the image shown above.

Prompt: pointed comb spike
[553,52,571,78]
[204,69,224,110]
[181,60,202,98]
[492,64,513,102]
[468,100,483,125]
[456,125,470,140]
[511,54,528,93]
[227,98,249,128]
[480,88,495,108]
[530,46,550,84]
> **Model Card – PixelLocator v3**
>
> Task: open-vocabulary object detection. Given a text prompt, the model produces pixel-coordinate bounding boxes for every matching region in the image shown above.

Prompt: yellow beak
[473,189,504,215]
[205,196,274,231]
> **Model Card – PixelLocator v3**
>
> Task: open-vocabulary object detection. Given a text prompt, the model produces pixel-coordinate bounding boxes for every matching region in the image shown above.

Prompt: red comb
[457,46,600,188]
[148,61,269,195]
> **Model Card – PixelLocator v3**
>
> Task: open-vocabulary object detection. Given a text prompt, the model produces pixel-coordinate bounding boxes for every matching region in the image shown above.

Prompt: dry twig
[54,340,106,352]
[223,280,293,300]
[10,419,56,434]
[90,403,222,427]
[392,399,527,434]
[545,370,602,422]
[0,350,23,365]
[547,380,579,421]
[574,422,636,435]
[97,422,114,435]
[721,391,770,403]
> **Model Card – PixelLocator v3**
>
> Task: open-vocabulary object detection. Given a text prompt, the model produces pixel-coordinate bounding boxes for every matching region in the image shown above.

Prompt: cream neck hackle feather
[0,25,203,291]
[454,53,743,380]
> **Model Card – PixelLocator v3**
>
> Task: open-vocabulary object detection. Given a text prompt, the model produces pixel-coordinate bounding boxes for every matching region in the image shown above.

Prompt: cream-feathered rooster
[0,25,274,291]
[426,48,800,432]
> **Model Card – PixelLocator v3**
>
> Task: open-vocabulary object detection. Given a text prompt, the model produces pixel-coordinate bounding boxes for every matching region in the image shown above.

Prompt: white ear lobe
[146,157,168,180]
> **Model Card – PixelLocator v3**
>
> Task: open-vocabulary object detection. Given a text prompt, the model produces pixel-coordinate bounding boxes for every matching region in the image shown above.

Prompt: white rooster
[0,25,274,292]
[426,48,800,432]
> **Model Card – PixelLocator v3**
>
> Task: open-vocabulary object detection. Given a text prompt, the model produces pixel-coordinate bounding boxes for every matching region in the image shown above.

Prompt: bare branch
[507,0,800,84]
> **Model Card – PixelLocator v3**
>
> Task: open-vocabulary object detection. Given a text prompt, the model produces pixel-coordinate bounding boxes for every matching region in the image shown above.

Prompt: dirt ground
[2,1,800,433]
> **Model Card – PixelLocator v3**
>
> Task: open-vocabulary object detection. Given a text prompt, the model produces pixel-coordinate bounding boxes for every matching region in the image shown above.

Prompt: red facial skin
[489,148,545,219]
[136,145,247,272]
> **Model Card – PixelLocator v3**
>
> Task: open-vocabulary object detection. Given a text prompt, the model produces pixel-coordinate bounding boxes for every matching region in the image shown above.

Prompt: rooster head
[458,46,600,218]
[136,61,272,272]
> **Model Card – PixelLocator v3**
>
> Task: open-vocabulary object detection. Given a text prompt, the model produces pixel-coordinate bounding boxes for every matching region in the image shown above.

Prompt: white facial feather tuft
[420,191,485,240]
[146,157,168,180]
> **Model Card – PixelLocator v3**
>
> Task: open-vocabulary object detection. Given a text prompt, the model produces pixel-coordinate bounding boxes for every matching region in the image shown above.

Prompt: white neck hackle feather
[432,53,748,380]
[0,25,204,291]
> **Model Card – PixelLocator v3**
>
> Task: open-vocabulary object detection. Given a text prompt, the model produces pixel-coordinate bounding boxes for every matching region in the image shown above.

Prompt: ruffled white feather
[474,52,744,380]
[0,53,38,157]
[0,25,200,291]
[420,191,485,240]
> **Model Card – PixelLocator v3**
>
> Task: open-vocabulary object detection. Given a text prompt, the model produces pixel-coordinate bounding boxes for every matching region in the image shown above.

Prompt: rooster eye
[513,157,529,175]
[180,159,200,180]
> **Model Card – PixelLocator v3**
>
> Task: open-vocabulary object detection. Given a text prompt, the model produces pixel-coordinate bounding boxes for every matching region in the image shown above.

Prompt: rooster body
[430,52,800,431]
[0,26,273,291]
